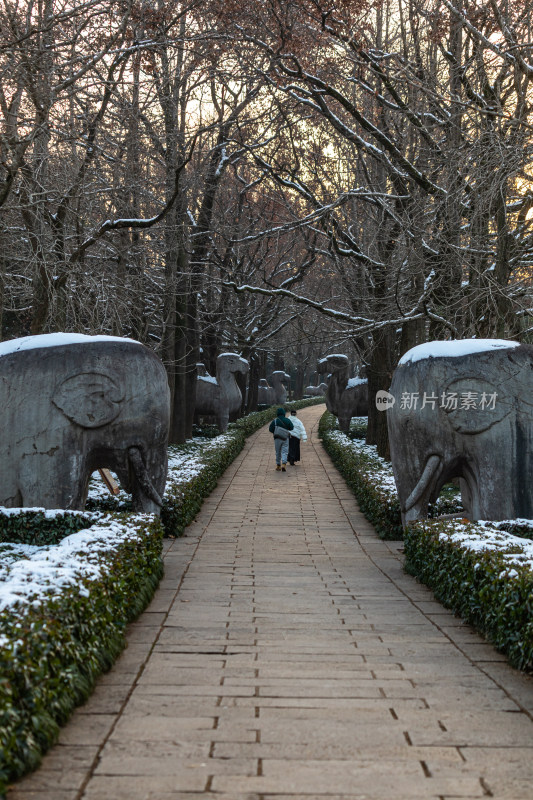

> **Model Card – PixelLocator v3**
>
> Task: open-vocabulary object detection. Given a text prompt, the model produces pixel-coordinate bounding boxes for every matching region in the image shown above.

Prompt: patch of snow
[0,333,140,359]
[198,375,218,385]
[346,377,367,389]
[0,506,85,518]
[321,354,348,361]
[0,514,148,611]
[438,521,533,572]
[399,339,520,365]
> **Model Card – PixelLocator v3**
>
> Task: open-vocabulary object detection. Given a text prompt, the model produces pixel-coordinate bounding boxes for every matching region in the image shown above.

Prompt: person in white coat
[288,410,307,466]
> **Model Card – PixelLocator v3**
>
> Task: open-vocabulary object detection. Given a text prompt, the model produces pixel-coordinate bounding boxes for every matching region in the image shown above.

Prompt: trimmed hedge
[0,510,90,546]
[319,411,463,539]
[0,511,163,795]
[404,519,533,671]
[319,412,403,540]
[161,432,246,536]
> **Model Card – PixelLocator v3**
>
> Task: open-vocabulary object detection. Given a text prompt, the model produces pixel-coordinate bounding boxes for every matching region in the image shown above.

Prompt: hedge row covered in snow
[318,412,463,540]
[0,510,163,793]
[318,412,404,540]
[404,519,533,670]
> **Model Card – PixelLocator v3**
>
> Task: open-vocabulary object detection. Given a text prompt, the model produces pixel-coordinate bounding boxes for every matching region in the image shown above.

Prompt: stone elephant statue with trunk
[0,334,170,513]
[318,354,368,433]
[387,339,533,526]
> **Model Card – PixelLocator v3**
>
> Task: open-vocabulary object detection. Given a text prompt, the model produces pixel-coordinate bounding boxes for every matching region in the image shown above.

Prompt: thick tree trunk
[246,352,260,412]
[366,332,393,460]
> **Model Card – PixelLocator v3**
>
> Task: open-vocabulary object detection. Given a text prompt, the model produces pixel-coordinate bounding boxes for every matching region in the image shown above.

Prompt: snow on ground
[87,435,233,503]
[399,339,520,365]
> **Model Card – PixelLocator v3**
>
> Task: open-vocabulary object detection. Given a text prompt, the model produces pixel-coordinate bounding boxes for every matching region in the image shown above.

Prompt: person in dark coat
[268,408,294,471]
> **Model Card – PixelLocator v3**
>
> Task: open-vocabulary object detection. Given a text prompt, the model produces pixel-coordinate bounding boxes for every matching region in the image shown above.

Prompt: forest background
[1,0,532,454]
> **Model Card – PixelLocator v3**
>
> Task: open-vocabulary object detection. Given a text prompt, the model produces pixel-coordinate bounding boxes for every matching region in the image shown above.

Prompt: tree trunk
[366,331,393,460]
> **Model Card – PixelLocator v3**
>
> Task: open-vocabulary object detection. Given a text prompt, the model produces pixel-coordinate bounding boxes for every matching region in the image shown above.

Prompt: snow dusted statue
[257,378,275,405]
[270,371,291,405]
[388,339,533,525]
[304,381,328,397]
[0,334,170,513]
[318,354,368,433]
[195,353,249,432]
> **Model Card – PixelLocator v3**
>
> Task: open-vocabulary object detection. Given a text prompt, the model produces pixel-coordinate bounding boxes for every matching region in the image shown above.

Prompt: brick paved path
[9,404,533,799]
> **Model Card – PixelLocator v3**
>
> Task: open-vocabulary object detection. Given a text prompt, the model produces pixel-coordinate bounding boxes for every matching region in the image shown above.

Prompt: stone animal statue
[304,382,328,397]
[318,354,368,432]
[257,378,275,405]
[387,339,533,526]
[0,333,170,513]
[270,371,291,405]
[195,352,249,432]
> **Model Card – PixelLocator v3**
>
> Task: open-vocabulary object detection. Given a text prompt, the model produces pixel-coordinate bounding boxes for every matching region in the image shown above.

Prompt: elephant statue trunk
[387,339,533,526]
[127,446,163,511]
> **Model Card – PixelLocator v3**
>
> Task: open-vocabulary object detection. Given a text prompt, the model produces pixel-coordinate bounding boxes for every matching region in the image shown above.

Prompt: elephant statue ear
[53,372,125,428]
[443,378,511,434]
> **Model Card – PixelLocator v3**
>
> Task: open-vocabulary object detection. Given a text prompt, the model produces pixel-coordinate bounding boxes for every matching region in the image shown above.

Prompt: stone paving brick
[8,404,533,799]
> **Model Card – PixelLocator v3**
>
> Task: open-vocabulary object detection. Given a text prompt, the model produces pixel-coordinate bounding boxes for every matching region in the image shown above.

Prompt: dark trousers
[288,436,301,464]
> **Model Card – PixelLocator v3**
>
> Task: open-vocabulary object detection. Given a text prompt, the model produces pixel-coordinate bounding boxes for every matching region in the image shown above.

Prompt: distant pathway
[9,404,533,799]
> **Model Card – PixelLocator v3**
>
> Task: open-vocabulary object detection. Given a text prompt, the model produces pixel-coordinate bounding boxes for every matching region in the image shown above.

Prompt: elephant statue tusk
[128,446,163,507]
[405,454,441,511]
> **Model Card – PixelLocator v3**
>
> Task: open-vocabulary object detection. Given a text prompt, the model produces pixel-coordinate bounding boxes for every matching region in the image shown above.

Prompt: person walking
[288,409,307,465]
[268,408,294,471]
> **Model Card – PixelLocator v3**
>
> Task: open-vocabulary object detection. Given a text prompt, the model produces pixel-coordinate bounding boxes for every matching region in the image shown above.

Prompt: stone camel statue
[270,371,291,405]
[257,378,275,405]
[304,381,328,396]
[318,354,368,433]
[195,353,249,432]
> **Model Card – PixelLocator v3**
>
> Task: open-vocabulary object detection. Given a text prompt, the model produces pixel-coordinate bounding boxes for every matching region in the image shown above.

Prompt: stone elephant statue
[195,352,249,432]
[0,333,170,513]
[387,339,533,525]
[318,354,368,432]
